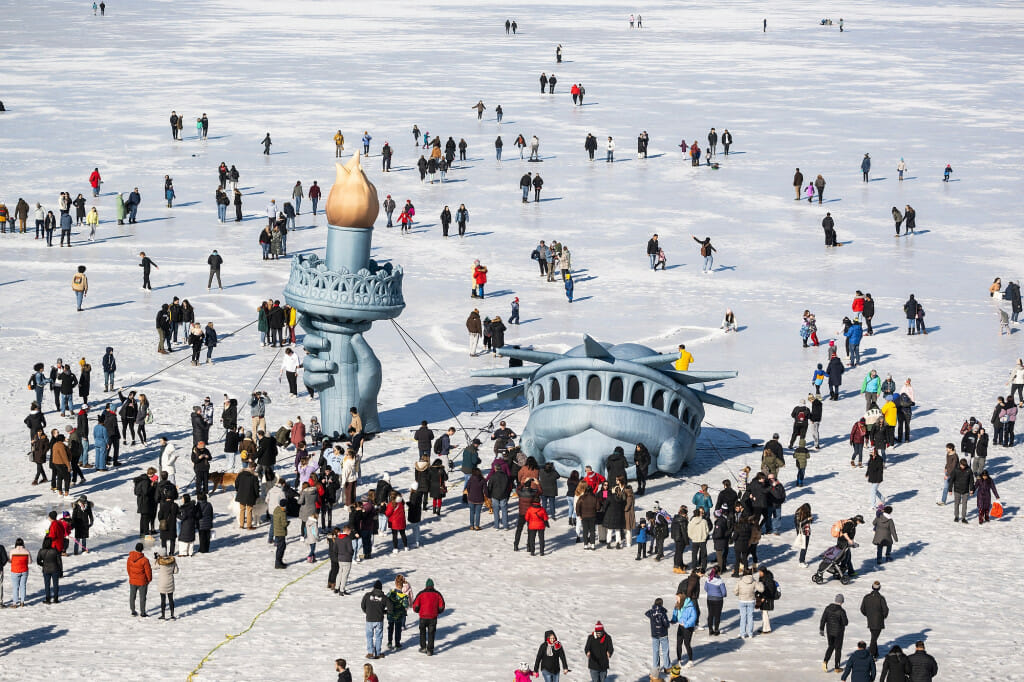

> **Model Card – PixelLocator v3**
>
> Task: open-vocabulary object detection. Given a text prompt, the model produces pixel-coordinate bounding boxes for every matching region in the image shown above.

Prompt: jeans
[606,151,613,162]
[469,503,482,527]
[104,370,115,389]
[60,393,74,413]
[522,186,530,201]
[869,482,883,508]
[217,205,227,221]
[940,476,949,504]
[294,196,301,214]
[954,491,969,519]
[796,466,806,486]
[496,148,502,160]
[311,198,318,215]
[365,621,384,655]
[541,495,556,518]
[738,600,755,636]
[541,672,559,682]
[12,572,27,603]
[651,635,670,671]
[75,291,84,310]
[566,497,576,519]
[275,536,286,565]
[649,254,658,270]
[849,343,861,366]
[589,673,608,682]
[703,255,713,272]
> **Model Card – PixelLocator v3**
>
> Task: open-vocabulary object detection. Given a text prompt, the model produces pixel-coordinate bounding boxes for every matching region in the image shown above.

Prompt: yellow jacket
[881,400,897,426]
[334,132,344,147]
[86,209,99,226]
[674,350,693,371]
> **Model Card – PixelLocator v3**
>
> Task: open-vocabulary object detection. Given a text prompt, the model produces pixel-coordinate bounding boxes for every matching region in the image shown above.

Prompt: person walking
[872,505,898,564]
[841,641,876,682]
[815,174,826,204]
[584,622,614,681]
[127,542,153,616]
[734,569,761,638]
[821,594,849,672]
[261,132,272,154]
[906,641,939,681]
[207,250,223,289]
[859,581,888,659]
[948,457,975,523]
[361,579,389,658]
[71,266,88,310]
[412,578,446,656]
[533,630,571,681]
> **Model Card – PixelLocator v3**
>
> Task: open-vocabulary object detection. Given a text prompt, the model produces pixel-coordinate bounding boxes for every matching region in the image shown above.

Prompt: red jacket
[412,587,445,619]
[852,297,864,313]
[525,504,549,530]
[308,184,321,199]
[126,550,153,586]
[473,266,488,285]
[89,170,101,188]
[385,501,406,530]
[584,471,606,493]
[47,520,67,551]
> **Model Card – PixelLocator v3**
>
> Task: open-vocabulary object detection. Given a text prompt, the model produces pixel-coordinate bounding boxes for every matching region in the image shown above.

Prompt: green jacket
[273,505,289,537]
[115,194,126,220]
[793,448,810,469]
[461,445,480,474]
[386,588,410,621]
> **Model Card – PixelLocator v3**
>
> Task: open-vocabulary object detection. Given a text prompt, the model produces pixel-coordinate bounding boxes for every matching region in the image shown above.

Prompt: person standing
[814,174,826,204]
[606,137,615,163]
[412,577,446,655]
[139,252,158,290]
[583,622,613,681]
[127,542,153,616]
[644,597,671,676]
[793,168,804,200]
[820,594,849,673]
[707,128,718,156]
[334,130,345,157]
[279,348,302,397]
[361,579,389,657]
[273,498,289,568]
[647,234,660,270]
[10,538,31,607]
[36,537,62,604]
[859,581,889,659]
[60,211,73,247]
[533,173,544,202]
[722,129,733,155]
[170,111,180,140]
[861,154,871,182]
[948,458,975,523]
[206,250,223,290]
[386,574,412,649]
[455,204,468,237]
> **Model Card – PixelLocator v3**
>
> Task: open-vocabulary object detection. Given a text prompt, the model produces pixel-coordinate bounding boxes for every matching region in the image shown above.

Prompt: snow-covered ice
[1,0,1023,679]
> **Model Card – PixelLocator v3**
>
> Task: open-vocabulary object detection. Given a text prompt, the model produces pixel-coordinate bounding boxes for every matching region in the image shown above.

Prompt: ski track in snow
[1,0,1024,680]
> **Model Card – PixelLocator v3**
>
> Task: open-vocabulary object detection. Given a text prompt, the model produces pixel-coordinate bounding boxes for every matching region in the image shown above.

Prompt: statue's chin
[528,428,654,478]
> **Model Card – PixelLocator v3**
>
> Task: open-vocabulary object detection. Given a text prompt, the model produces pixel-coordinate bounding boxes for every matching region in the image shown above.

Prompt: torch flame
[325,153,379,228]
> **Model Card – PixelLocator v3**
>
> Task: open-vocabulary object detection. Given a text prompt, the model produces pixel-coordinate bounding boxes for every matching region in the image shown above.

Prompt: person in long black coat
[427,459,448,515]
[826,355,845,401]
[177,494,198,556]
[489,317,507,355]
[158,497,179,555]
[440,206,452,238]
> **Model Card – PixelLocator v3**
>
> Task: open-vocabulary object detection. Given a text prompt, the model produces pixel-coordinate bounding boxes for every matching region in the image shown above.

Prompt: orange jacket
[127,551,153,586]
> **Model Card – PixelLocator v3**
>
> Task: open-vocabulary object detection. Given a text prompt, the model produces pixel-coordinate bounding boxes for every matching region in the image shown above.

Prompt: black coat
[427,465,448,498]
[866,456,885,483]
[860,590,889,630]
[177,501,198,542]
[880,650,910,682]
[602,491,626,530]
[906,651,938,681]
[819,603,848,635]
[827,357,845,385]
[257,436,278,467]
[158,500,179,540]
[71,502,94,538]
[947,466,975,494]
[534,630,569,674]
[135,474,156,515]
[235,470,261,506]
[605,451,628,483]
[490,321,506,349]
[584,632,613,671]
[196,500,214,531]
[37,547,63,575]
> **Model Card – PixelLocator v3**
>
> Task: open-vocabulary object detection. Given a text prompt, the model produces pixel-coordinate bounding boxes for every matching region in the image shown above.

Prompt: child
[514,662,539,681]
[812,364,826,395]
[794,503,812,566]
[645,510,657,556]
[307,512,319,562]
[482,317,492,351]
[793,445,810,486]
[335,658,352,682]
[59,512,73,556]
[806,183,815,202]
[738,466,751,495]
[943,164,953,182]
[363,663,379,682]
[655,248,667,271]
[155,552,179,620]
[310,417,322,444]
[634,519,649,560]
[564,273,574,303]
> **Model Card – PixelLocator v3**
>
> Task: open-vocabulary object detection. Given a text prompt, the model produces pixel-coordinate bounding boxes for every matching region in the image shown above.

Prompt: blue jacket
[635,525,648,543]
[692,491,712,515]
[92,422,109,449]
[644,604,670,638]
[845,323,864,345]
[841,648,876,682]
[861,157,871,173]
[704,576,728,600]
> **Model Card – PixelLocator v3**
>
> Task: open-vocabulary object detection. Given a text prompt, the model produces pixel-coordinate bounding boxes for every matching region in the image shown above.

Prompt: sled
[991,501,1004,518]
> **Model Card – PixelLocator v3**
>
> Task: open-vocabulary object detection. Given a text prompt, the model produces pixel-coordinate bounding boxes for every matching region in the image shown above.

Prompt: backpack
[433,436,444,455]
[771,580,781,600]
[830,519,847,538]
[134,478,149,497]
[530,249,540,261]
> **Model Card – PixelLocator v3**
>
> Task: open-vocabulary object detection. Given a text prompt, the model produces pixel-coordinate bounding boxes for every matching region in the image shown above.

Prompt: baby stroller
[812,545,851,585]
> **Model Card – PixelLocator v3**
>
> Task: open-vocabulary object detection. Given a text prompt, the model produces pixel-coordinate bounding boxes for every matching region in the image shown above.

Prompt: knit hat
[374,580,383,590]
[594,621,604,631]
[872,581,881,590]
[714,509,723,518]
[835,594,844,604]
[426,578,434,588]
